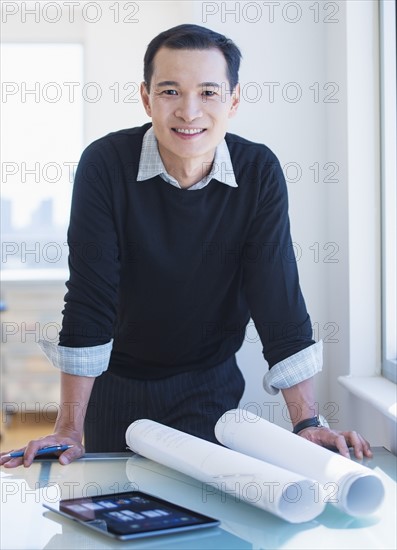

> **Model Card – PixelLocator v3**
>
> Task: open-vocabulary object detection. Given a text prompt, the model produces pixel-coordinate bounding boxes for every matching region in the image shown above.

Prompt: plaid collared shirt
[137,126,238,190]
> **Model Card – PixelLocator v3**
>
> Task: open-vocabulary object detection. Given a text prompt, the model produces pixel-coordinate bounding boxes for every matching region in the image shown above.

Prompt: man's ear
[228,83,240,118]
[140,82,152,117]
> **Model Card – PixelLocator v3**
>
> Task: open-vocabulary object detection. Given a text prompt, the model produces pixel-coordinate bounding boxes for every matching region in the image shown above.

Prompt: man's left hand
[297,426,373,460]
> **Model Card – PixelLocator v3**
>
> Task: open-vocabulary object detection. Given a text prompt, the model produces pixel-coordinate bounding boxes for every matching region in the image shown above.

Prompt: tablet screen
[44,490,219,540]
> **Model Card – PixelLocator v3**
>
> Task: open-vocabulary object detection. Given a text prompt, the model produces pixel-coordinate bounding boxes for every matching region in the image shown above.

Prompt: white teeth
[174,128,204,135]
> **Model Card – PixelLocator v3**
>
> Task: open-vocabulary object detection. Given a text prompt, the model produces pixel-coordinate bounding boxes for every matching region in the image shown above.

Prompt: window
[380,0,397,383]
[1,43,83,280]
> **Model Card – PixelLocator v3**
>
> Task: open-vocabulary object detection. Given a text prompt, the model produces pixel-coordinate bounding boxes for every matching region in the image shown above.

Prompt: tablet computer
[43,490,220,541]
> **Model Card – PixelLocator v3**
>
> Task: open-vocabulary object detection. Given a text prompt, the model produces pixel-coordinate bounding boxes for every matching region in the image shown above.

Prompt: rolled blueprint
[125,419,326,523]
[215,409,385,516]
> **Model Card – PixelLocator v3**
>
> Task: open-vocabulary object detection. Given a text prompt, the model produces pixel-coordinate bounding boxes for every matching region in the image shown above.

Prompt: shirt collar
[136,126,237,189]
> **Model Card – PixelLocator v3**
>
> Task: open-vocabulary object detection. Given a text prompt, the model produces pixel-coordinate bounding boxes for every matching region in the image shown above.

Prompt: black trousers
[84,355,245,452]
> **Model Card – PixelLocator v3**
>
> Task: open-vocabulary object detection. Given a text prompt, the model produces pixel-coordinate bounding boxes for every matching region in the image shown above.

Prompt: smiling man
[1,24,372,468]
[140,46,239,188]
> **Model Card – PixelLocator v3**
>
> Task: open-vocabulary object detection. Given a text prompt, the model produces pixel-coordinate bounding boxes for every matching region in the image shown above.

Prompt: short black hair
[143,24,242,92]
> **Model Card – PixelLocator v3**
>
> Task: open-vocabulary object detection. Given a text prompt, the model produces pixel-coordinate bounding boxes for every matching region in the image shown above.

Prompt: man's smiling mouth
[172,128,206,135]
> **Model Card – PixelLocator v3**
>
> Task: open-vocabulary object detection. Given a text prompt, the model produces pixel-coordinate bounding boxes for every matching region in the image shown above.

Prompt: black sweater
[60,123,315,378]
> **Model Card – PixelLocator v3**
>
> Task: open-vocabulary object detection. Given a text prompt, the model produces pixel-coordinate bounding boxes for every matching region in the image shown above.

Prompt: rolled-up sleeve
[263,339,323,394]
[38,339,113,377]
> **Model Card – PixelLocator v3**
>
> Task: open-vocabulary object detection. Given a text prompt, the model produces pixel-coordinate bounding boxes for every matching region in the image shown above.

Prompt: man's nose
[175,96,203,122]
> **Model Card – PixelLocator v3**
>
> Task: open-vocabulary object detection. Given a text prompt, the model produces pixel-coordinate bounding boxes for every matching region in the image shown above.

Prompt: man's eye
[203,90,217,96]
[162,89,178,95]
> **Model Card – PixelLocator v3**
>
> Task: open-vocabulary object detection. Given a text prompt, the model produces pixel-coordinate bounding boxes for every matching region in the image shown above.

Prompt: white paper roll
[215,409,385,516]
[125,419,326,523]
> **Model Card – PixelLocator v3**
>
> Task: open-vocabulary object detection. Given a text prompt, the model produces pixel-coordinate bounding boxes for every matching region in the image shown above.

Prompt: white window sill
[338,375,397,422]
[1,269,68,282]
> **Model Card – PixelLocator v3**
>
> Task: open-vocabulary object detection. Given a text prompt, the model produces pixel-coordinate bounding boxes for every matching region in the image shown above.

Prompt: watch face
[318,414,329,428]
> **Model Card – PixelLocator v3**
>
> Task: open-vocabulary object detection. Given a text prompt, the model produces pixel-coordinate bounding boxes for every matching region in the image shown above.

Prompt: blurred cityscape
[1,198,69,271]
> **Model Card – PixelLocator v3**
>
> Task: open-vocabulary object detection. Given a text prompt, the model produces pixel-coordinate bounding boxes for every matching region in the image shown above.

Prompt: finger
[22,436,61,467]
[1,447,26,468]
[2,456,25,468]
[1,448,22,462]
[362,437,373,458]
[344,431,363,459]
[58,444,84,465]
[353,433,373,458]
[343,431,373,460]
[331,433,351,458]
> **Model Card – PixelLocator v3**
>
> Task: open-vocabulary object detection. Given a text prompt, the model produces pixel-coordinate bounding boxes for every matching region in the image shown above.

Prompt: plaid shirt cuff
[38,339,112,377]
[263,340,323,395]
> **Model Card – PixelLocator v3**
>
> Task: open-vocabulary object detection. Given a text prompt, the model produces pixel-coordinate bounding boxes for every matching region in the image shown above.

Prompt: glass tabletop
[1,447,396,549]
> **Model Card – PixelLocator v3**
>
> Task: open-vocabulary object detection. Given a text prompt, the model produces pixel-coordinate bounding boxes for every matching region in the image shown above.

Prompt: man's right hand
[0,430,85,468]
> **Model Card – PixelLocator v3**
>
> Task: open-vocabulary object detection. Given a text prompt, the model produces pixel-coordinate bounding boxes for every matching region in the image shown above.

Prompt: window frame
[380,0,397,384]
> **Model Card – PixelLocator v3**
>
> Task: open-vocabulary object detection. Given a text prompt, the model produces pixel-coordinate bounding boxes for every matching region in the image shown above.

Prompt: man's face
[140,47,240,167]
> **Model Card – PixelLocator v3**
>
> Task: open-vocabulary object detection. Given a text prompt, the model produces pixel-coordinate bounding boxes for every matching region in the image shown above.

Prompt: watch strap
[292,415,322,434]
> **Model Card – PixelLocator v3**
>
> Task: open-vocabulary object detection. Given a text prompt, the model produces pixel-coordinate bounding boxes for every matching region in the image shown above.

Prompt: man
[1,24,371,468]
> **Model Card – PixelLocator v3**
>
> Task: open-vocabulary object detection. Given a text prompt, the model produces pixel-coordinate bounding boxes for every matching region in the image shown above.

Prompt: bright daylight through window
[1,43,83,280]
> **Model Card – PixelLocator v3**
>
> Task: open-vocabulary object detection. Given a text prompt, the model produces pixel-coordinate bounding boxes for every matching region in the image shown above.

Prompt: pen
[3,445,73,458]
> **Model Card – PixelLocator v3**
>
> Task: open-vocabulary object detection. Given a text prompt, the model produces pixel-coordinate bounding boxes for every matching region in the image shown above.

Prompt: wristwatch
[292,415,324,435]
